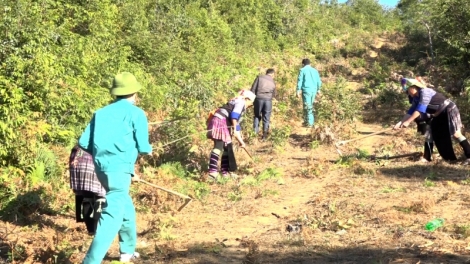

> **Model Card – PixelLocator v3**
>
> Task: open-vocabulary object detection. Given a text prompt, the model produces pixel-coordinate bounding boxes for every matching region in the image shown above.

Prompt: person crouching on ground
[69,145,106,236]
[206,89,256,180]
[79,72,153,264]
[393,78,470,164]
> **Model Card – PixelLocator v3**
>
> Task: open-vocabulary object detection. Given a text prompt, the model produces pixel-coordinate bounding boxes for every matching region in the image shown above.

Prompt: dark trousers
[253,99,272,133]
[75,191,105,235]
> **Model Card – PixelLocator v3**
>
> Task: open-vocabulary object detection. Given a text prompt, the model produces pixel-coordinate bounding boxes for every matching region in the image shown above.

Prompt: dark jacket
[407,88,448,115]
[250,74,276,100]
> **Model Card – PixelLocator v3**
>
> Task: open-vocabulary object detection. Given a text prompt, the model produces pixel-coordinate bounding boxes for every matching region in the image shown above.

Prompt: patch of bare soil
[121,120,470,264]
[3,83,470,264]
[368,36,390,58]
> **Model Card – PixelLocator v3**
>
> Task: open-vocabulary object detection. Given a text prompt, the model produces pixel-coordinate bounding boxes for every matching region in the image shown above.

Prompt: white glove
[393,122,402,130]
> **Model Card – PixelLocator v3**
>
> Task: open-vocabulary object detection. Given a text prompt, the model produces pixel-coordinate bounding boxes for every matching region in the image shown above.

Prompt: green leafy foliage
[397,0,470,90]
[270,126,292,147]
[316,77,362,123]
[0,0,404,212]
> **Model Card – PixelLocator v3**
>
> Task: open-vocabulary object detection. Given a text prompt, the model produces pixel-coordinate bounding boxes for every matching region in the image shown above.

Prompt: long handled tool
[336,128,394,146]
[148,117,186,126]
[137,179,193,212]
[369,152,421,161]
[242,147,254,160]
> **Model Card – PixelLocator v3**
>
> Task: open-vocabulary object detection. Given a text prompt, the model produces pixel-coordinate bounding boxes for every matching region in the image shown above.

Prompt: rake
[136,179,193,212]
[334,128,395,156]
[336,128,394,146]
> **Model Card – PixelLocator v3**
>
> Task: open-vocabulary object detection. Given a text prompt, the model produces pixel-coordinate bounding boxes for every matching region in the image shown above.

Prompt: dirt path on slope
[111,81,470,264]
[113,130,342,264]
[4,78,470,264]
[116,117,470,264]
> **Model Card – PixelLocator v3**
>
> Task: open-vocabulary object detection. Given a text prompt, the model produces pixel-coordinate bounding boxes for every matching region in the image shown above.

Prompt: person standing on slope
[296,58,322,128]
[79,72,153,263]
[250,68,276,140]
[69,145,106,236]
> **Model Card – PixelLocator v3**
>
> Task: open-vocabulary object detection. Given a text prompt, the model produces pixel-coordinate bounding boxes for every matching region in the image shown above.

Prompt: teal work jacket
[296,65,322,92]
[79,99,152,174]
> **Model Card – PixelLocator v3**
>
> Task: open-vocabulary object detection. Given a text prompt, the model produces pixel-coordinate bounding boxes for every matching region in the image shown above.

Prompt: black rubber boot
[423,142,433,162]
[459,140,470,158]
[459,140,470,165]
[261,131,268,141]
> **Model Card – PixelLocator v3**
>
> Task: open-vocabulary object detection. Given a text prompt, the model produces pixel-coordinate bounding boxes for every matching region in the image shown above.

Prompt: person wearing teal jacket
[296,58,322,127]
[79,72,152,264]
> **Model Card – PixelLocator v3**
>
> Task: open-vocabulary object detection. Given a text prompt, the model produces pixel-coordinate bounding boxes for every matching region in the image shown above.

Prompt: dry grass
[3,36,470,263]
[3,109,470,264]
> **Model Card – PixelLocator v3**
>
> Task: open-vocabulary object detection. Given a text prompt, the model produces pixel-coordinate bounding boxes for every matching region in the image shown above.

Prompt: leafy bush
[270,126,292,147]
[0,0,407,210]
[316,77,362,123]
[158,162,187,179]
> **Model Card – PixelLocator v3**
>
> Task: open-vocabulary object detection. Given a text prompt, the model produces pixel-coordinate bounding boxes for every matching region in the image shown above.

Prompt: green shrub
[0,0,408,208]
[158,162,187,179]
[316,77,362,123]
[270,126,292,147]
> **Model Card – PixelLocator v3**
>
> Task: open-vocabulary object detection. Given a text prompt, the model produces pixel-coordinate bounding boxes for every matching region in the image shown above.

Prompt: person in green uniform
[79,72,152,263]
[296,58,322,127]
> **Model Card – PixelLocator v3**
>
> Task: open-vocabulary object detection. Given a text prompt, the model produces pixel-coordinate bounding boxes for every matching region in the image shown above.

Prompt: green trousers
[82,172,136,264]
[302,90,317,126]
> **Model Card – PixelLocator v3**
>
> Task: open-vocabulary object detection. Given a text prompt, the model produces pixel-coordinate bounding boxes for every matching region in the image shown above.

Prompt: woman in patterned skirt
[394,78,470,164]
[69,145,106,235]
[206,90,256,180]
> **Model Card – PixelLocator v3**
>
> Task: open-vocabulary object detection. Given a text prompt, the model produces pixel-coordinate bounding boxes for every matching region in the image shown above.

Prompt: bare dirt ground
[3,76,470,263]
[96,114,470,264]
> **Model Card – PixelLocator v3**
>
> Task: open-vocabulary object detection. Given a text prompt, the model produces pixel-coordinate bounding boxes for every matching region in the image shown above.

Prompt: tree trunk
[424,22,434,63]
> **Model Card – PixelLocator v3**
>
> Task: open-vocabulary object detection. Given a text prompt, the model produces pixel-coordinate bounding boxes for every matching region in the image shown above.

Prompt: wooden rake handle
[337,128,394,146]
[137,179,193,212]
[242,147,254,160]
[370,152,421,161]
